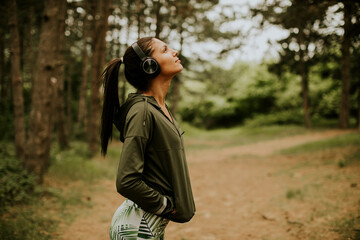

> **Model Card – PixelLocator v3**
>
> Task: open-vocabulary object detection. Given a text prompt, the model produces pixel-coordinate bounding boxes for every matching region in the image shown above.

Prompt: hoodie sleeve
[116,102,174,216]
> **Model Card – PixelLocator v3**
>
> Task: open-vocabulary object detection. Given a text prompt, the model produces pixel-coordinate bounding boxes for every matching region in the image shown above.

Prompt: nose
[172,49,178,56]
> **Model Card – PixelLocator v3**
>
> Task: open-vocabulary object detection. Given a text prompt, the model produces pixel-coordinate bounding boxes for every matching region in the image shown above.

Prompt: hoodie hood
[113,93,160,142]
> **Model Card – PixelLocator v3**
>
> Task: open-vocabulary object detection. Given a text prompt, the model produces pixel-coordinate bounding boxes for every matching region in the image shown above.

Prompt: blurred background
[1,0,360,239]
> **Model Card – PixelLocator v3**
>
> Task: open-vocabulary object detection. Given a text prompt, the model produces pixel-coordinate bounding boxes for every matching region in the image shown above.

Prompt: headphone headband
[131,42,147,61]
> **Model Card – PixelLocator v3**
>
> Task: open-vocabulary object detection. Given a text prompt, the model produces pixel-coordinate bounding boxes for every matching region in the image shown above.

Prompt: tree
[25,0,65,181]
[53,0,68,149]
[154,0,163,38]
[77,1,90,135]
[0,28,5,111]
[89,0,111,154]
[338,0,360,128]
[152,0,224,117]
[252,0,329,128]
[8,0,26,160]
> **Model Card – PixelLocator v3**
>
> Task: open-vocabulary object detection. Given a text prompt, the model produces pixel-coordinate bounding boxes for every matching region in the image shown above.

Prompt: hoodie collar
[113,93,161,142]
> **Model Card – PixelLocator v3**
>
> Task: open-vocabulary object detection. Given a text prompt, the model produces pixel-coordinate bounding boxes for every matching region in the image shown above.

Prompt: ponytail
[101,58,122,156]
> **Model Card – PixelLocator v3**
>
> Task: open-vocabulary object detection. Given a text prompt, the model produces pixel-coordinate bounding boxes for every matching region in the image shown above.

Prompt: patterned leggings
[110,199,170,240]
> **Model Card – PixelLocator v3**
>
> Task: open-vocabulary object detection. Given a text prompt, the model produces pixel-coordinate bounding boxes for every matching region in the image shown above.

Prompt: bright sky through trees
[212,0,289,64]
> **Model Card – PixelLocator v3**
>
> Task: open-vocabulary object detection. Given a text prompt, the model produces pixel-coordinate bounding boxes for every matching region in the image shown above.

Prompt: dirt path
[58,129,359,240]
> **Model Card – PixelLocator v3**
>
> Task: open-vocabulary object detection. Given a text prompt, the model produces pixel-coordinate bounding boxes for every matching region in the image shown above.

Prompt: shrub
[244,109,304,127]
[0,156,37,213]
[180,94,277,129]
[0,209,54,240]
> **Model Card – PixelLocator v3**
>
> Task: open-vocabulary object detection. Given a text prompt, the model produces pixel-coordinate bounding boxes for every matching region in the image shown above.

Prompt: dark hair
[101,37,155,155]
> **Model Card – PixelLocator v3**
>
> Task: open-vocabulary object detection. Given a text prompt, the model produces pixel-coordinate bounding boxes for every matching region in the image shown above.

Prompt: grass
[330,207,360,240]
[286,188,304,200]
[182,123,309,150]
[279,132,360,169]
[271,130,360,239]
[49,141,115,182]
[280,132,360,155]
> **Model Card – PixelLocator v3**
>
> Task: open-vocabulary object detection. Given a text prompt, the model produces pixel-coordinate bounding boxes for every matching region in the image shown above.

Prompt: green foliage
[244,109,304,127]
[180,97,237,128]
[0,144,52,239]
[0,140,102,240]
[309,62,342,118]
[179,54,358,129]
[0,209,55,240]
[49,141,113,181]
[0,153,37,213]
[180,61,281,128]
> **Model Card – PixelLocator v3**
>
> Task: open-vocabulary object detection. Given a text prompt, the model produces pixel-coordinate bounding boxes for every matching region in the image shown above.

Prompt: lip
[175,58,181,63]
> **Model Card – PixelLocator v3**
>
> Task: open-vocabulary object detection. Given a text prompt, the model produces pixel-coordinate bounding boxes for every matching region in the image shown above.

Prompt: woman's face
[150,38,183,77]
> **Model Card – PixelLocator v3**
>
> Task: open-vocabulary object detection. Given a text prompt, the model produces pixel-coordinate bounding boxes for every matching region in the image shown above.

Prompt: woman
[100,37,196,240]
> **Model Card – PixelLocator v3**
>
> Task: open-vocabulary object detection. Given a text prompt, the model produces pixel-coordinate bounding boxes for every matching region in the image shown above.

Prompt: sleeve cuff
[155,196,167,215]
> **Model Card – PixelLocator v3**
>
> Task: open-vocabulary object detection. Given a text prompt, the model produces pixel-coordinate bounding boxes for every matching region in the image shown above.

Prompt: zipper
[143,97,148,126]
[165,106,183,138]
[144,96,183,138]
[156,106,182,138]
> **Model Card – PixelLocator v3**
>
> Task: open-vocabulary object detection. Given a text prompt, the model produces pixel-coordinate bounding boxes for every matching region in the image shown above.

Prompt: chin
[177,65,183,72]
[163,66,183,76]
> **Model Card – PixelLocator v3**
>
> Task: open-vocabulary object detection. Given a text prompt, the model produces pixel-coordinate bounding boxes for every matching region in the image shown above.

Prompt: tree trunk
[136,0,143,38]
[339,1,351,128]
[89,0,111,154]
[23,0,37,93]
[171,28,184,119]
[77,8,89,134]
[298,29,311,128]
[358,83,360,130]
[25,0,62,181]
[0,16,5,111]
[300,67,311,128]
[171,76,180,119]
[9,0,26,160]
[66,75,72,134]
[54,0,69,149]
[154,0,162,39]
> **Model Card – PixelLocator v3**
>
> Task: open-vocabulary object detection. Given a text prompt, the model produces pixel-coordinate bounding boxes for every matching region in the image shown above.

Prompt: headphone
[131,42,161,77]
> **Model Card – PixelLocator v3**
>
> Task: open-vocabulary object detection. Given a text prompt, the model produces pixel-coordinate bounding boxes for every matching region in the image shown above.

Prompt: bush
[0,209,55,240]
[180,94,276,129]
[0,156,37,213]
[244,109,304,127]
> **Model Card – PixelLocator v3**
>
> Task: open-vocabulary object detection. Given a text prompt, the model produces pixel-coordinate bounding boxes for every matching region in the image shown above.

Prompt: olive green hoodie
[113,93,195,223]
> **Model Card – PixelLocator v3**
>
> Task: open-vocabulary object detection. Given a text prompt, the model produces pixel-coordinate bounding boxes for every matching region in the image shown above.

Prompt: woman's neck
[142,77,171,107]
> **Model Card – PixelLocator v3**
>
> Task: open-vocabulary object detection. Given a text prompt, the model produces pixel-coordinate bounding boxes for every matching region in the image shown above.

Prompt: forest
[1,0,360,239]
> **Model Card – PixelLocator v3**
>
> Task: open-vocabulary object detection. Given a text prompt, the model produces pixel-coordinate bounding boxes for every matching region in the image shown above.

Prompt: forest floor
[50,128,360,240]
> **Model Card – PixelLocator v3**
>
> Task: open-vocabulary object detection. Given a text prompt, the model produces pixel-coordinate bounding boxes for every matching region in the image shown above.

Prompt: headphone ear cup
[141,57,161,77]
